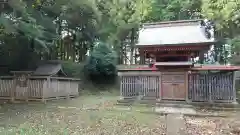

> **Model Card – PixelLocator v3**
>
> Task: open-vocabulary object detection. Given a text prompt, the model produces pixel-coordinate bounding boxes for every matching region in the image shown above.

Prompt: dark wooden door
[161,72,186,100]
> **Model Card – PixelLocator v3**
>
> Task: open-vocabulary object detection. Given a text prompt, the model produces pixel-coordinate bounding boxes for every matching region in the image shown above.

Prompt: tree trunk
[130,28,135,64]
[199,50,205,64]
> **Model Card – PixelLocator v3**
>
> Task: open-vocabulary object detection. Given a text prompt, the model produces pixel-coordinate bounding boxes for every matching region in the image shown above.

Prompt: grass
[0,94,166,135]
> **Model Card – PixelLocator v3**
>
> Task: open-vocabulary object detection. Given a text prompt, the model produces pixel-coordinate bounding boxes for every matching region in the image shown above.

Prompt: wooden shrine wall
[119,71,236,103]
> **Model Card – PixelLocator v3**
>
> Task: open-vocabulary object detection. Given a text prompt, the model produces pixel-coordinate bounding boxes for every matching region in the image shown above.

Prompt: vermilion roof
[191,65,240,71]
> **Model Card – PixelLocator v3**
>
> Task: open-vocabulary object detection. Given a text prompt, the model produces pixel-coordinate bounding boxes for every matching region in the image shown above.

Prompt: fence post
[185,72,190,103]
[25,78,29,102]
[67,80,71,99]
[11,78,17,102]
[233,71,237,103]
[208,72,213,103]
[157,74,161,102]
[120,76,122,99]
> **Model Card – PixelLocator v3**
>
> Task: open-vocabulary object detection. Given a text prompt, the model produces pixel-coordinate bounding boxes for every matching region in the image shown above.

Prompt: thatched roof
[33,60,67,76]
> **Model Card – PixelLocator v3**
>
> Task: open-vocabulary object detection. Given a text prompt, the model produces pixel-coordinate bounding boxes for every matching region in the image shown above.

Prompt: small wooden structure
[118,20,240,103]
[0,61,80,102]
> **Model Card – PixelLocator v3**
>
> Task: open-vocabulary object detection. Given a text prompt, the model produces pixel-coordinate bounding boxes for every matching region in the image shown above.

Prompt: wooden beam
[140,45,210,52]
[143,50,200,58]
[136,42,214,48]
[153,53,191,57]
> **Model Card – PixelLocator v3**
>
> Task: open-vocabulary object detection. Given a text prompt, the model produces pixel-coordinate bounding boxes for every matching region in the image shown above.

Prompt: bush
[62,61,84,78]
[84,41,117,84]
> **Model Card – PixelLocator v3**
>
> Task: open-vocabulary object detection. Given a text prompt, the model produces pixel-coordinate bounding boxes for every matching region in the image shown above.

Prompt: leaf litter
[0,96,166,135]
[0,96,240,135]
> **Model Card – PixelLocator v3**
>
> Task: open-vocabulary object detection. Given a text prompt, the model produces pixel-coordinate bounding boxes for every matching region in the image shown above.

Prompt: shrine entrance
[161,72,187,100]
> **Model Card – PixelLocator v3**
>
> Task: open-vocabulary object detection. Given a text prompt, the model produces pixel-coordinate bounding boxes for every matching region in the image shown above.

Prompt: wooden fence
[119,71,236,103]
[188,72,235,103]
[235,71,240,94]
[0,76,80,102]
[120,76,160,100]
[119,72,161,100]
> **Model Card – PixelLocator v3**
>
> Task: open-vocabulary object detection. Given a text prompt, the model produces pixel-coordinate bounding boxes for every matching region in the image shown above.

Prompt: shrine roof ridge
[142,19,203,28]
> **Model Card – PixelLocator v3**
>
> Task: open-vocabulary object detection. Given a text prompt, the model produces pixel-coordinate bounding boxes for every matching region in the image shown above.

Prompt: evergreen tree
[84,41,117,83]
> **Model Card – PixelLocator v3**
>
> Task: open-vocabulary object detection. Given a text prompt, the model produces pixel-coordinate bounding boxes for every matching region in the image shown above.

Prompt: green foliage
[85,41,117,75]
[231,36,240,52]
[201,0,240,64]
[62,61,84,78]
[0,35,40,69]
[0,0,239,81]
[96,0,151,43]
[202,0,240,35]
[84,42,117,83]
[146,0,202,22]
[229,36,240,65]
[0,0,58,51]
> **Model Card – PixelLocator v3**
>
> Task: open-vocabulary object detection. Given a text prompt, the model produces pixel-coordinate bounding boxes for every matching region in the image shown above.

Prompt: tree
[229,36,240,65]
[0,0,101,61]
[84,42,117,83]
[202,0,240,38]
[0,0,58,51]
[2,0,238,76]
[202,0,240,64]
[145,0,202,22]
[96,0,152,64]
[0,0,102,73]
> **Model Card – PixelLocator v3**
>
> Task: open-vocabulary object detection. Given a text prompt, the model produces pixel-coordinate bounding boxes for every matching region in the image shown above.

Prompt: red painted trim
[118,65,240,71]
[153,53,191,57]
[140,45,209,52]
[136,42,215,48]
[191,66,240,71]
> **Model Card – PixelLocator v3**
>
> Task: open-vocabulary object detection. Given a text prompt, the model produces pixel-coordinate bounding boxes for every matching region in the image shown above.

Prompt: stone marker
[166,113,186,135]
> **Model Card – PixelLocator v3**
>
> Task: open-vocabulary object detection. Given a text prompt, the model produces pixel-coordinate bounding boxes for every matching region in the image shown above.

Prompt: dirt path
[166,113,186,135]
